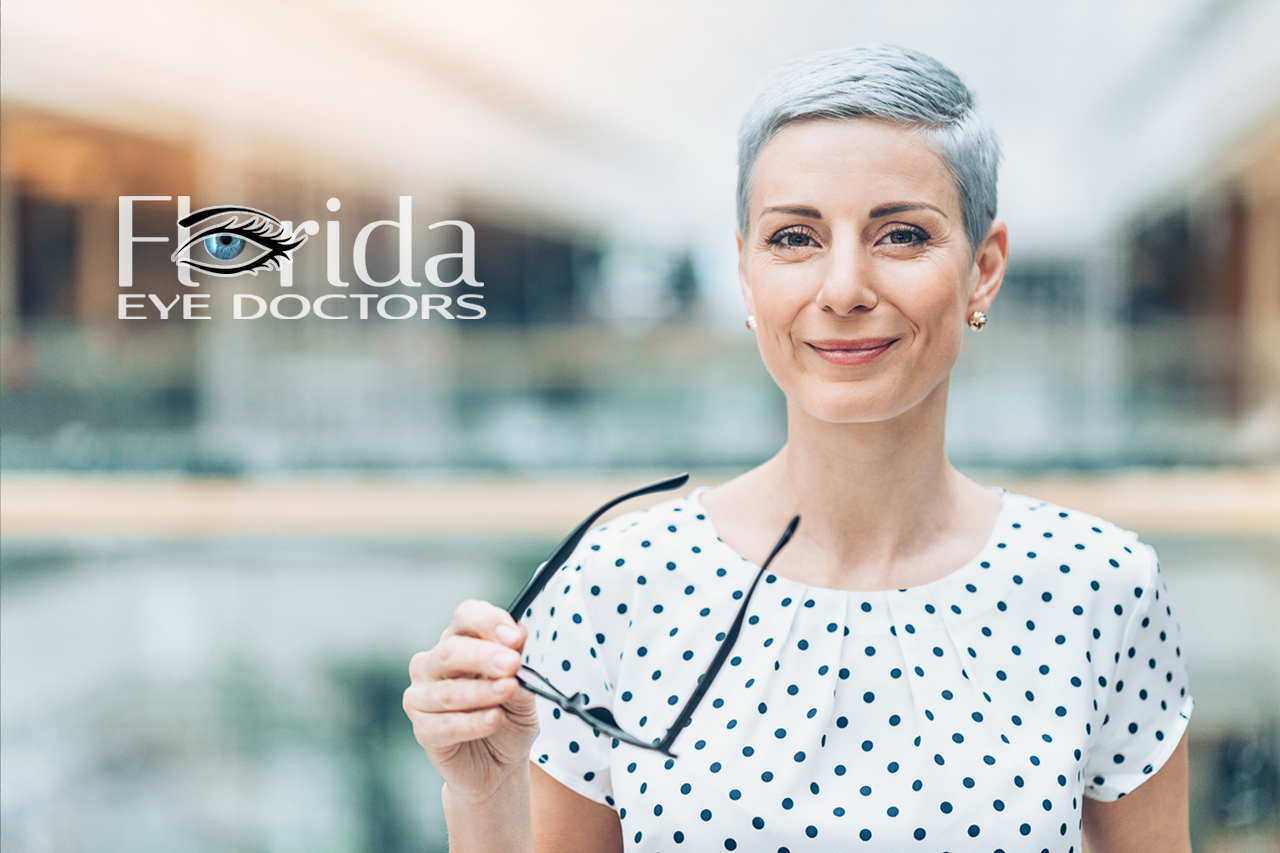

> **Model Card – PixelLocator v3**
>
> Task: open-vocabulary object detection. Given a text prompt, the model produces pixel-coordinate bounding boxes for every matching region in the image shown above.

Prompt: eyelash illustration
[171,206,309,276]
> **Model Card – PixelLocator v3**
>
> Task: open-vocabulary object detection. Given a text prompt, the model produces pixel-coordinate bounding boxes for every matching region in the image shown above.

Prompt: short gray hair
[737,44,1000,255]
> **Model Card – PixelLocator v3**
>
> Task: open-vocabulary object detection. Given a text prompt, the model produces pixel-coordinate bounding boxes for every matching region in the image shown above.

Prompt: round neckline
[685,485,1011,596]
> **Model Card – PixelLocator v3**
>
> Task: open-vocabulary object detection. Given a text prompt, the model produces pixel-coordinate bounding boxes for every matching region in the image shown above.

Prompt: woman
[403,45,1193,852]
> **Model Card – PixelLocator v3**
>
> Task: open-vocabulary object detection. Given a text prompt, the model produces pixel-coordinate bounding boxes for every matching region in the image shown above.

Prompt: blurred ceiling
[3,0,1279,258]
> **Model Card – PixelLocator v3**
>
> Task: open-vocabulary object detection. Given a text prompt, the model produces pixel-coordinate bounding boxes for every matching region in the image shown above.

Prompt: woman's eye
[882,228,927,246]
[769,229,817,248]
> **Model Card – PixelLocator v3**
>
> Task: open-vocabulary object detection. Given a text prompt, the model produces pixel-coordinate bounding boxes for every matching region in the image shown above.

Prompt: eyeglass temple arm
[657,515,800,754]
[517,670,659,751]
[506,473,690,619]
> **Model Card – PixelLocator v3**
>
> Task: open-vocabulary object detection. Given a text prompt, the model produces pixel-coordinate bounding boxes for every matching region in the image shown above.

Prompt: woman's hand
[403,599,539,803]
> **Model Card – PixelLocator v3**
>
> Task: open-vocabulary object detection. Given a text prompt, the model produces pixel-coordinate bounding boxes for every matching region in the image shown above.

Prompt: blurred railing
[5,311,1272,473]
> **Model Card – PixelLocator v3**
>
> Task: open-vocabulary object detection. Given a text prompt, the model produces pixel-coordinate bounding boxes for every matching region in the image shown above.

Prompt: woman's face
[739,118,1006,426]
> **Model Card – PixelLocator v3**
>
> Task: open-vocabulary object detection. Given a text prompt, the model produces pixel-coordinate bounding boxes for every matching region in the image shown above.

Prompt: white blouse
[521,488,1192,852]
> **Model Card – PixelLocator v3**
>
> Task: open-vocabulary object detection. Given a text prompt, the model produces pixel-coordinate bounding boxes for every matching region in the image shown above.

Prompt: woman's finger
[407,676,519,715]
[415,635,522,682]
[413,706,506,749]
[440,599,527,651]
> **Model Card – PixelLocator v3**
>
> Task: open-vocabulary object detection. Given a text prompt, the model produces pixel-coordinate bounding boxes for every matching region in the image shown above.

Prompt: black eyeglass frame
[508,473,799,758]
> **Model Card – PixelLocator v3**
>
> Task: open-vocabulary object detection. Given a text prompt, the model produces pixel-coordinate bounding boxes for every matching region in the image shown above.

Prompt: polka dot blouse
[521,489,1193,852]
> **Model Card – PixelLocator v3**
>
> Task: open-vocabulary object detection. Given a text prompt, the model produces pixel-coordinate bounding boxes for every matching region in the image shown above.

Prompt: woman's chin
[786,376,945,427]
[790,388,908,426]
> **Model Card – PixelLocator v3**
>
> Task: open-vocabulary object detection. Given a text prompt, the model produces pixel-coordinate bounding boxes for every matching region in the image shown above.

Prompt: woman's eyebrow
[869,202,947,218]
[760,204,822,218]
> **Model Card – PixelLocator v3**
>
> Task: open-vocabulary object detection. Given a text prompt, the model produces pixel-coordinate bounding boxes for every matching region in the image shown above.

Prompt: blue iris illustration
[204,234,246,260]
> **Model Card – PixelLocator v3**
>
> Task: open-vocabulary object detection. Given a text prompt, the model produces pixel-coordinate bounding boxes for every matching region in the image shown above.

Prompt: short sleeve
[1084,544,1193,801]
[519,551,617,807]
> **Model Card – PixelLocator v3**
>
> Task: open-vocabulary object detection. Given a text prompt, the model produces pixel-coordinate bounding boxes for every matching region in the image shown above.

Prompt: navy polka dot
[519,490,1191,851]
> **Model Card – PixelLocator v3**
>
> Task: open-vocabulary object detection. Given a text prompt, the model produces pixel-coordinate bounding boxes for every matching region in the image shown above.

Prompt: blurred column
[1081,240,1126,465]
[1233,131,1280,460]
[0,179,16,334]
[192,132,260,470]
[1240,193,1280,402]
[75,201,118,321]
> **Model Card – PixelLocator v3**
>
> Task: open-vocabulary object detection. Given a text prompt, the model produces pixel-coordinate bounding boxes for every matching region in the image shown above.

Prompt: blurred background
[1,0,1278,850]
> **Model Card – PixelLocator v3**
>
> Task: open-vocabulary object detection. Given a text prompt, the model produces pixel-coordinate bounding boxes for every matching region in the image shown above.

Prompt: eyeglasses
[508,473,799,757]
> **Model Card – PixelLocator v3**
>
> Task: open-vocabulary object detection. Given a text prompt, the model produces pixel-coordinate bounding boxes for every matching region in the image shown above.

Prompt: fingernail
[495,624,518,645]
[492,650,519,671]
[491,678,509,695]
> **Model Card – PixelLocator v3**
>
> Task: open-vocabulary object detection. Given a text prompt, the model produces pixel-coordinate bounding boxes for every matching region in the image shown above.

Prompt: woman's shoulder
[566,492,713,576]
[577,492,707,556]
[996,490,1159,585]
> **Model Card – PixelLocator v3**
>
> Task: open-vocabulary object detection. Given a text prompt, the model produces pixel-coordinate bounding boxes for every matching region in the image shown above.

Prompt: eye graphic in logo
[171,206,308,276]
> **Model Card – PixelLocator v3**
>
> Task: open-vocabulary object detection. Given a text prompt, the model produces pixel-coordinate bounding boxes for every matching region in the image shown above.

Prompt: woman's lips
[806,337,898,366]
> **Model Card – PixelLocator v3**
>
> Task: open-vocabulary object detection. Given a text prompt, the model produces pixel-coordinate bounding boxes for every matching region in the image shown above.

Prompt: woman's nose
[816,241,878,316]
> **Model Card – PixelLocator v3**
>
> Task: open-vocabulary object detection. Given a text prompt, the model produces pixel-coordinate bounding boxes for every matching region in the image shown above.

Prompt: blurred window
[464,217,597,324]
[1126,200,1243,324]
[18,195,78,320]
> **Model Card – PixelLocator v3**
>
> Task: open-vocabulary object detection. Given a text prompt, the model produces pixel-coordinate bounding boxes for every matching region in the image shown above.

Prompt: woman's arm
[404,600,541,853]
[530,764,623,853]
[1081,732,1191,853]
[442,765,535,853]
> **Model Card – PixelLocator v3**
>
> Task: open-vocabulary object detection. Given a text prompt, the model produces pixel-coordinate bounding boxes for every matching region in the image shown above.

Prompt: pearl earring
[745,315,757,331]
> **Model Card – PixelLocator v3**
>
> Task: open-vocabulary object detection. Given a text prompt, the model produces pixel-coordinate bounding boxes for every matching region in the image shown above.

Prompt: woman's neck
[703,380,1000,591]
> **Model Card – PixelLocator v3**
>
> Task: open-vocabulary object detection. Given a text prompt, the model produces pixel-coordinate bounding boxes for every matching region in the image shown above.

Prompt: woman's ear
[966,218,1008,316]
[737,230,756,317]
